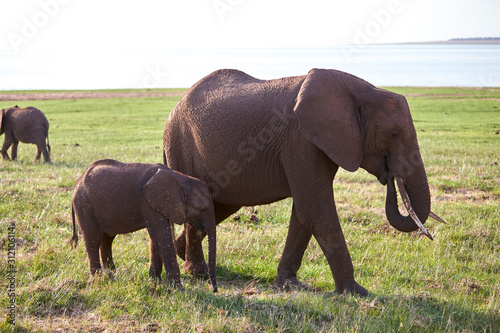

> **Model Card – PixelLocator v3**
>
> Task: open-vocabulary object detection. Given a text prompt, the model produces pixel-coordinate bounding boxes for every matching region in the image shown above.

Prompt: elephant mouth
[377,156,390,185]
[378,172,389,186]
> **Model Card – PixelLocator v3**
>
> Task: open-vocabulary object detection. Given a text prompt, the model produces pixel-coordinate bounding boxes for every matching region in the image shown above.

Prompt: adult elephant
[162,68,443,296]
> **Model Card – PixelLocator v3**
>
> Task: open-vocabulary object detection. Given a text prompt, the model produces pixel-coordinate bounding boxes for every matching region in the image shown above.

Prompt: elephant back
[10,107,49,143]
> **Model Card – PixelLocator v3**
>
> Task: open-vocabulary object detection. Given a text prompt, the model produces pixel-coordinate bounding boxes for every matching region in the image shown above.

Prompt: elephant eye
[391,132,399,139]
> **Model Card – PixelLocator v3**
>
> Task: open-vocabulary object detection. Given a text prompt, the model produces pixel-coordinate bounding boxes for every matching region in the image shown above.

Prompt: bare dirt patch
[435,185,496,203]
[0,91,184,101]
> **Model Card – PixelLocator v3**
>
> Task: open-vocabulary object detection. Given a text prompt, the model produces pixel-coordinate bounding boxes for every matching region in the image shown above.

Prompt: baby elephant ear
[143,169,186,225]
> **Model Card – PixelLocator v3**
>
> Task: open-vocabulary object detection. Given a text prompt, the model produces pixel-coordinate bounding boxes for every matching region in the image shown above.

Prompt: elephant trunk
[207,219,218,293]
[385,165,432,239]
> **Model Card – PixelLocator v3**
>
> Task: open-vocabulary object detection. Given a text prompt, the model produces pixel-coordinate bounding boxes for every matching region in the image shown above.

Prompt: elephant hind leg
[75,204,102,275]
[41,144,50,163]
[35,145,41,161]
[35,141,50,163]
[84,236,103,275]
[11,140,19,160]
[274,204,312,290]
[100,234,116,272]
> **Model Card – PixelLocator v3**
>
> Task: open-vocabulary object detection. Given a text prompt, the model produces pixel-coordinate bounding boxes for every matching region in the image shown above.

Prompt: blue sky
[1,0,500,54]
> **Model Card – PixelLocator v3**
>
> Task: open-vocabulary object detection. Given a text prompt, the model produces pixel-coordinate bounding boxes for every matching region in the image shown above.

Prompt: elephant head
[143,169,217,292]
[294,68,443,238]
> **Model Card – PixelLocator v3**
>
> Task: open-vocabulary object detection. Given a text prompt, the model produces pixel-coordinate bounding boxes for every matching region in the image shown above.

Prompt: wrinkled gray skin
[71,159,217,292]
[0,106,50,162]
[162,68,434,296]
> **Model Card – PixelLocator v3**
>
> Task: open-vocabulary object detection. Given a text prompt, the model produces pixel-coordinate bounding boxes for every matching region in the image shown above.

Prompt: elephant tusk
[430,211,447,224]
[395,177,434,240]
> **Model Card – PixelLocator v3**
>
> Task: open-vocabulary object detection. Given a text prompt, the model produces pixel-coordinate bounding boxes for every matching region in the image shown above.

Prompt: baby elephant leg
[35,141,50,162]
[1,137,13,160]
[41,142,50,163]
[76,207,102,274]
[147,220,182,289]
[100,234,116,272]
[149,237,163,280]
[84,237,102,275]
[11,140,19,160]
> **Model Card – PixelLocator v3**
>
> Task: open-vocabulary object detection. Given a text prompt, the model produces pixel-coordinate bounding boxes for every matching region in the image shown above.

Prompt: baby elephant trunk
[207,220,218,293]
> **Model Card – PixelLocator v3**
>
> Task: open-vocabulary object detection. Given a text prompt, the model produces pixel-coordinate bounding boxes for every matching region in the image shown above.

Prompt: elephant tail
[46,134,51,153]
[70,204,78,249]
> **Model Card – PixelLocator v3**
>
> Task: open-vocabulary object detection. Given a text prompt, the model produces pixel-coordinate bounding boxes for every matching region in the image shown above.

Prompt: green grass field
[0,87,499,332]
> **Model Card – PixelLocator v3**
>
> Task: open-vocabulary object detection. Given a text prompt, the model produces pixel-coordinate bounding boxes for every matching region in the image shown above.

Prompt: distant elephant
[162,68,444,296]
[0,105,51,162]
[70,159,218,292]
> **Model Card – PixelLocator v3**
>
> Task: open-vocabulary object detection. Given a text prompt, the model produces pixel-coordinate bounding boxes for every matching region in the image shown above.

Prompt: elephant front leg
[312,209,369,296]
[282,153,368,296]
[149,237,163,280]
[147,221,182,289]
[291,199,368,296]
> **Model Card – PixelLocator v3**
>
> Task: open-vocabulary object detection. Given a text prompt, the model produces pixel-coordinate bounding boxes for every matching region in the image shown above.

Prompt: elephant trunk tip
[395,176,433,240]
[385,172,433,239]
[207,224,218,293]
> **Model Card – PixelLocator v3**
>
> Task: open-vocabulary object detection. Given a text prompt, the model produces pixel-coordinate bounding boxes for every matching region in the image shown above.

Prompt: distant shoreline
[398,38,500,45]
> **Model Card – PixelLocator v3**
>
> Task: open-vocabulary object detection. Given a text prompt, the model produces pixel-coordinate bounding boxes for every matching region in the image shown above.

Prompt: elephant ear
[294,68,364,172]
[0,109,4,135]
[143,169,186,225]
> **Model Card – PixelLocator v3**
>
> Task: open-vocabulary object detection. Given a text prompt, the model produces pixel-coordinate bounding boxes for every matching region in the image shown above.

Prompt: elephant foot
[335,280,369,297]
[181,260,209,279]
[149,267,162,281]
[273,277,314,292]
[103,269,115,279]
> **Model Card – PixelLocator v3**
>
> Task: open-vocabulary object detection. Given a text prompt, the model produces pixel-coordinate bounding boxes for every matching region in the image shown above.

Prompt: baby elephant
[70,159,217,292]
[0,106,51,162]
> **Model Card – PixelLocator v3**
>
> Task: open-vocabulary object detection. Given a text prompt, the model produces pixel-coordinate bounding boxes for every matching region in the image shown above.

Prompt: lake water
[1,44,500,90]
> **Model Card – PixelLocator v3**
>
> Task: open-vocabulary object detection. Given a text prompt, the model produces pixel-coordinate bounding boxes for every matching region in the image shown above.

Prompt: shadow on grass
[184,284,499,332]
[15,268,499,332]
[174,264,499,331]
